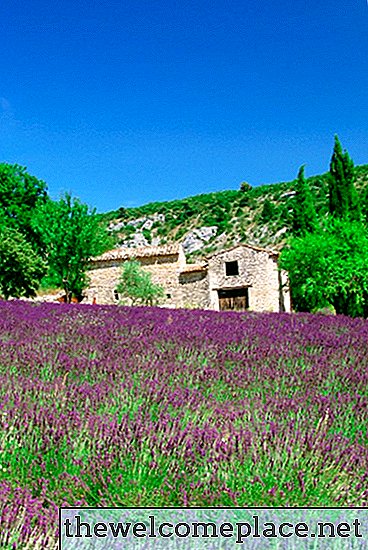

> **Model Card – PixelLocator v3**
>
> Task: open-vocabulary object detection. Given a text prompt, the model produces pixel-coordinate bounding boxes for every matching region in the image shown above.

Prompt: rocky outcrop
[109,213,165,232]
[182,226,218,254]
[120,232,149,248]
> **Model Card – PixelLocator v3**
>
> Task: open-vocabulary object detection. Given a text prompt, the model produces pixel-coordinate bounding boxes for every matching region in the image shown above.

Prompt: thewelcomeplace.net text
[62,513,364,544]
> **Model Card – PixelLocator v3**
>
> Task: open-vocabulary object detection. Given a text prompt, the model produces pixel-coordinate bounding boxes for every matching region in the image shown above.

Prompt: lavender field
[0,300,367,547]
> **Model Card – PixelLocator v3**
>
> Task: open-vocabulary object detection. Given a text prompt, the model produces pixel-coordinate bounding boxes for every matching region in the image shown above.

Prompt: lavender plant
[0,301,367,547]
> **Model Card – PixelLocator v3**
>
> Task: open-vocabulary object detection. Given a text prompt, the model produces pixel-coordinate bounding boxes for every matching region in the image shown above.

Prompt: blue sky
[1,0,368,212]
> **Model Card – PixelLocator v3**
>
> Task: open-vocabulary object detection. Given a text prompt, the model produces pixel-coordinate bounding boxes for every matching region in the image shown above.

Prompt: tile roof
[206,242,278,259]
[90,243,181,263]
[179,263,207,273]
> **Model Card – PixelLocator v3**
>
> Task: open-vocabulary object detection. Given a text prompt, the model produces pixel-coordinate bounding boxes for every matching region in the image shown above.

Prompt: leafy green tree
[33,193,112,302]
[328,135,360,221]
[0,163,48,250]
[116,260,164,306]
[280,218,368,317]
[0,226,46,300]
[292,165,317,236]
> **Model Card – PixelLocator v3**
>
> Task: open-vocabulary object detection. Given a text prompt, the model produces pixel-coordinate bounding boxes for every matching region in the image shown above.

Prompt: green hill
[102,164,368,259]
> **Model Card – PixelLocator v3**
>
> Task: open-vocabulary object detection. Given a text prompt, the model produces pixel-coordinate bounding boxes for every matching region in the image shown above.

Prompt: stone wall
[178,270,210,309]
[86,258,182,307]
[278,268,291,313]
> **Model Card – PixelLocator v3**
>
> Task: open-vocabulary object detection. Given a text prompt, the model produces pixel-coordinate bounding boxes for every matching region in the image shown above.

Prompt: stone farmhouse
[85,243,291,312]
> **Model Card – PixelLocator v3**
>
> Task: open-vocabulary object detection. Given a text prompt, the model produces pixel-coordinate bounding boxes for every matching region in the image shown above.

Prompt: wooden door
[218,288,249,311]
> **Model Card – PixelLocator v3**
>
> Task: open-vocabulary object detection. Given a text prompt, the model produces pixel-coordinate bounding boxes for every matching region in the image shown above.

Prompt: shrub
[116,260,164,306]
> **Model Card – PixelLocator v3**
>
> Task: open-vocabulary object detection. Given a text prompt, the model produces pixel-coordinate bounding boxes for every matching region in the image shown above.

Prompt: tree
[240,181,252,193]
[328,135,360,221]
[260,199,276,222]
[361,186,368,224]
[33,193,112,302]
[292,165,317,236]
[0,163,48,251]
[280,218,368,317]
[116,260,164,306]
[0,226,46,300]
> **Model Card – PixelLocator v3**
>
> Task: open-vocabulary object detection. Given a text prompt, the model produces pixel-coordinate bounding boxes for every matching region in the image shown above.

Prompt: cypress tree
[292,165,317,236]
[328,135,360,221]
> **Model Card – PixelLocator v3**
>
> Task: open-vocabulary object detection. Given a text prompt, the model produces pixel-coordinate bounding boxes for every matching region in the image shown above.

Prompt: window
[225,260,239,276]
[114,290,119,301]
[166,293,172,299]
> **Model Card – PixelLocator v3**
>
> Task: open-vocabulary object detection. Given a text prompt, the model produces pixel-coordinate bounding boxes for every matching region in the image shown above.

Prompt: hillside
[102,164,368,260]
